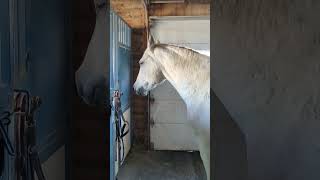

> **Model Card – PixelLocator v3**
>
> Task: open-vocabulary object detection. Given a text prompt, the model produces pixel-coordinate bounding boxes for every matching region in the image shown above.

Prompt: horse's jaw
[134,79,167,96]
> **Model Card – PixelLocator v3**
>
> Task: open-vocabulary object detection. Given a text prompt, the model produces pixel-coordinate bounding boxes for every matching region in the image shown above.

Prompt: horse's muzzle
[75,71,107,105]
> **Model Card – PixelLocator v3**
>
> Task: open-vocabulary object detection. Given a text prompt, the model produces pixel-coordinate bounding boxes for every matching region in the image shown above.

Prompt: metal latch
[25,49,31,72]
[149,95,155,104]
[150,118,155,127]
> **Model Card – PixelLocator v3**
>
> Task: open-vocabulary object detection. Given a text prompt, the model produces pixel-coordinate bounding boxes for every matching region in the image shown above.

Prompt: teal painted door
[110,10,132,180]
[0,0,11,91]
[1,0,70,179]
[25,0,69,162]
[0,0,12,179]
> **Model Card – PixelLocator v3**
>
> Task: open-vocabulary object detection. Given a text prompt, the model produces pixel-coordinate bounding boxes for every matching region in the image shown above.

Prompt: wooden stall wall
[131,29,149,147]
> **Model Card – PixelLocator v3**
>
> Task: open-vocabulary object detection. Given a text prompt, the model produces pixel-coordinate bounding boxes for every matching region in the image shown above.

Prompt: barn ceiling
[149,0,211,3]
[111,0,210,29]
[111,0,146,29]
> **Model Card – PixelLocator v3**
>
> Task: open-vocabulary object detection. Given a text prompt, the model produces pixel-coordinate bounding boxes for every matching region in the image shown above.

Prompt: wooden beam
[111,0,146,28]
[149,3,210,16]
[111,0,210,29]
[150,0,211,3]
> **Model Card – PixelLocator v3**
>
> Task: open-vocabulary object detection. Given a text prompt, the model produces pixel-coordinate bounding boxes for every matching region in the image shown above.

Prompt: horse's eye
[139,61,144,65]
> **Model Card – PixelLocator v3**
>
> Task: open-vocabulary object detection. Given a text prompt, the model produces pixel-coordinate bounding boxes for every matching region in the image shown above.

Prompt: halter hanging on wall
[0,105,15,178]
[12,89,46,180]
[111,90,129,166]
[0,110,15,156]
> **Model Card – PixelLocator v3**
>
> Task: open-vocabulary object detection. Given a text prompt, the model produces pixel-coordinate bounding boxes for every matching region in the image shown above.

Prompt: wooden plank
[132,114,146,120]
[149,3,210,16]
[132,101,148,108]
[111,0,210,28]
[132,106,148,113]
[134,118,147,129]
[111,0,146,28]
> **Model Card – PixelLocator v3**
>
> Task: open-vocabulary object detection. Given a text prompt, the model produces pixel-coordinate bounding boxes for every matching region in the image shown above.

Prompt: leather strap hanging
[111,90,129,165]
[13,90,45,180]
[14,91,28,180]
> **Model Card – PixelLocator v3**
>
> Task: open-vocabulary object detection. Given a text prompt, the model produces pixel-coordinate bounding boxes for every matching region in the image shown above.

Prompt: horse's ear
[148,34,155,48]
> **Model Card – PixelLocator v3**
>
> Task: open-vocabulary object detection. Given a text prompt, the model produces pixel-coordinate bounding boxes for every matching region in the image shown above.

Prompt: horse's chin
[140,82,164,96]
[135,80,166,96]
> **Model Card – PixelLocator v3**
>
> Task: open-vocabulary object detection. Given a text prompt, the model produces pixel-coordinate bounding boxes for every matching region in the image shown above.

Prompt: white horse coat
[133,36,210,179]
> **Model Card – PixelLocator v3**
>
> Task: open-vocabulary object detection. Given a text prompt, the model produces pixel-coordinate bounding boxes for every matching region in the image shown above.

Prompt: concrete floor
[117,145,206,180]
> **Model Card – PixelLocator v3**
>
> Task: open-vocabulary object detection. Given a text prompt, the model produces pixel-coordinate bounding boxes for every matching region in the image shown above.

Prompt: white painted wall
[213,1,320,180]
[150,16,210,150]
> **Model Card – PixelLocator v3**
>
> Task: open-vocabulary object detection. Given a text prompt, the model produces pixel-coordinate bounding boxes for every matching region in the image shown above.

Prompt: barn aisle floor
[116,145,206,180]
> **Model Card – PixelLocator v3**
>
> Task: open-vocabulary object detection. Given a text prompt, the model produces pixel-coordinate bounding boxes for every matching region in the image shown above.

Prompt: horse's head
[75,0,107,105]
[133,35,165,96]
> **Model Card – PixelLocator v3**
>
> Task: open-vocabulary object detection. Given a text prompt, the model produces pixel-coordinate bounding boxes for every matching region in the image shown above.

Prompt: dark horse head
[75,0,108,105]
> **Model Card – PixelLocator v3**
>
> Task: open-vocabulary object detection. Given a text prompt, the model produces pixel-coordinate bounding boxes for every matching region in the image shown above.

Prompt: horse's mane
[148,43,210,77]
[152,43,209,66]
[156,43,209,57]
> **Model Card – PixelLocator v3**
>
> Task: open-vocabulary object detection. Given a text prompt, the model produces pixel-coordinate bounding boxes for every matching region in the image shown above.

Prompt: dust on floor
[117,145,206,180]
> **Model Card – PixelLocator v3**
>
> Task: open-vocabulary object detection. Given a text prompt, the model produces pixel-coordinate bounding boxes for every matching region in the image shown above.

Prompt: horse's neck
[153,45,210,109]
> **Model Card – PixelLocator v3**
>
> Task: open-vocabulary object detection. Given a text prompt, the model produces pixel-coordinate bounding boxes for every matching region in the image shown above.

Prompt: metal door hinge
[150,118,155,127]
[25,49,31,72]
[149,96,155,104]
[150,142,154,150]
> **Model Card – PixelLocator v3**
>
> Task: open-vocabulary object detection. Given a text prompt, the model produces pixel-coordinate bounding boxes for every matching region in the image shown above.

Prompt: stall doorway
[149,16,210,150]
[117,16,209,180]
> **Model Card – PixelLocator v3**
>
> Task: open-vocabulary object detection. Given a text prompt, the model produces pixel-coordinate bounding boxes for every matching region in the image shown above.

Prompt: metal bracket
[150,142,154,150]
[150,118,155,127]
[25,48,31,72]
[149,96,155,104]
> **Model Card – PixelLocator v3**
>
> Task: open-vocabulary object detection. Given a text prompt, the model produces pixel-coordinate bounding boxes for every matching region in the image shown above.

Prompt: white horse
[133,35,211,180]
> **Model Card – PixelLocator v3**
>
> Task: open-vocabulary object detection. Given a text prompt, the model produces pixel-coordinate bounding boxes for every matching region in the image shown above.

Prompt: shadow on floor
[117,145,207,180]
